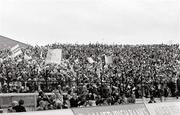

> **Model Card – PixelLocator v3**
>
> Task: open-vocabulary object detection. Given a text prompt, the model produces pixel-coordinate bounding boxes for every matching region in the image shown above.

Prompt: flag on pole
[10,44,22,58]
[87,57,95,64]
[45,49,62,65]
[105,55,113,64]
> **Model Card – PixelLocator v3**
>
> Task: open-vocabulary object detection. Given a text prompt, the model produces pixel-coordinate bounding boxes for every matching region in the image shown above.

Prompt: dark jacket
[13,105,26,112]
[70,98,78,108]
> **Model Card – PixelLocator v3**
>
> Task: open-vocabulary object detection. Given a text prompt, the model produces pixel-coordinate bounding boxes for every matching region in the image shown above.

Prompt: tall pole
[141,75,143,98]
[100,66,103,97]
[101,56,105,97]
[45,69,48,92]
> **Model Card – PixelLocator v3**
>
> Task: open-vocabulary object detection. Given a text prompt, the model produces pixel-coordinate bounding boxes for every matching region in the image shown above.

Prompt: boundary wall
[0,93,180,115]
[1,102,180,115]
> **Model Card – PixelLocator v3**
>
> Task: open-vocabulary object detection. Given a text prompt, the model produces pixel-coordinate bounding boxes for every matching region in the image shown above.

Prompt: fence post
[34,93,37,111]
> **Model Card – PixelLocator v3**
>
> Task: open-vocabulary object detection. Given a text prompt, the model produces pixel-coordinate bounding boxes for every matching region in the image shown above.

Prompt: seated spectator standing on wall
[148,96,156,103]
[52,89,63,109]
[13,99,26,112]
[36,101,46,111]
[37,91,50,108]
[62,94,70,109]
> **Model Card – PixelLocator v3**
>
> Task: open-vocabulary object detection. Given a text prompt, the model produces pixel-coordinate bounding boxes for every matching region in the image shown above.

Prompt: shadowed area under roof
[0,35,29,50]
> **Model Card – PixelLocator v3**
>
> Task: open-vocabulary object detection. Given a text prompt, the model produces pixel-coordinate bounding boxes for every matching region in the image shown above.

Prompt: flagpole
[76,71,79,95]
[100,57,105,97]
[100,67,103,97]
[45,69,48,92]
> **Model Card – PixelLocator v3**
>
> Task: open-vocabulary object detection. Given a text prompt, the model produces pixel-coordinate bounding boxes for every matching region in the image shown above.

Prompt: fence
[0,93,56,112]
[0,92,179,113]
[2,102,180,115]
[0,93,37,111]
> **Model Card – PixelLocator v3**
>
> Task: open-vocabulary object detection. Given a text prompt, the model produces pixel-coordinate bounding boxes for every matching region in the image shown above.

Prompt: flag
[0,58,3,63]
[87,57,94,64]
[24,54,32,60]
[45,49,62,65]
[10,44,22,58]
[105,55,113,64]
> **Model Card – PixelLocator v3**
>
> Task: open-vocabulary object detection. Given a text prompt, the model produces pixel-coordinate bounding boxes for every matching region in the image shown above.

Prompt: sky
[0,0,179,46]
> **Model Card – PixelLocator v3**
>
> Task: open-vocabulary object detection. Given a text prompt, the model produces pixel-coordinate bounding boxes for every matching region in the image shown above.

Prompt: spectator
[7,101,18,113]
[52,89,63,109]
[70,93,78,108]
[62,95,70,109]
[148,96,156,103]
[36,101,46,111]
[13,99,26,112]
[0,43,179,110]
[37,91,50,108]
[0,105,3,113]
[121,94,128,104]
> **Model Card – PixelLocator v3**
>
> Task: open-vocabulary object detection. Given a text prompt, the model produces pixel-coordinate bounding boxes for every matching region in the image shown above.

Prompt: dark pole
[141,75,143,98]
[76,72,79,95]
[101,57,105,97]
[45,69,48,92]
[100,70,103,96]
[6,70,9,93]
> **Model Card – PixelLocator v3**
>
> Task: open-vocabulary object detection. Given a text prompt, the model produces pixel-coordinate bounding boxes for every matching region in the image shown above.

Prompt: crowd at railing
[0,43,180,112]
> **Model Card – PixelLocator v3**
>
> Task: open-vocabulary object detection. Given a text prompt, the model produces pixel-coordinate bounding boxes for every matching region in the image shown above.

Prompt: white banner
[105,55,113,64]
[10,44,22,58]
[45,49,62,64]
[87,57,94,64]
[0,58,3,63]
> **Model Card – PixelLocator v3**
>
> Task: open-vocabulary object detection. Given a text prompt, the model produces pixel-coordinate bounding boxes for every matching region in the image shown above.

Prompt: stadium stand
[0,36,180,113]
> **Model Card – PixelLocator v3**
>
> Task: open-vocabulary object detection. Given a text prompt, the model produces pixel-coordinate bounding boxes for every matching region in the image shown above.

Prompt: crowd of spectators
[0,43,180,111]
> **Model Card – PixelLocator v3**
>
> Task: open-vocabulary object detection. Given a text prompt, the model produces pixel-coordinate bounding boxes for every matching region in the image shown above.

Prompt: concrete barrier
[1,93,180,114]
[72,104,150,115]
[1,102,180,115]
[145,102,180,115]
[1,109,74,115]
